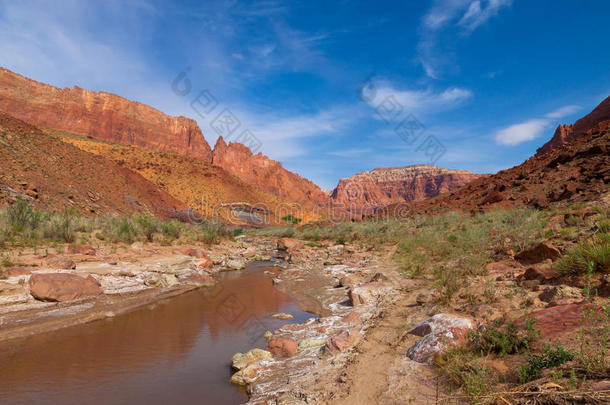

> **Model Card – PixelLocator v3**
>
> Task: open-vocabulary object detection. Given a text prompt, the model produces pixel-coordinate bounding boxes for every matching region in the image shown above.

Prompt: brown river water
[0,262,315,404]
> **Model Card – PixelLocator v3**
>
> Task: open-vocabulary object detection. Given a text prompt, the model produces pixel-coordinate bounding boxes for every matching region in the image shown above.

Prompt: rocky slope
[0,68,213,161]
[536,95,610,155]
[58,131,321,225]
[330,165,485,210]
[0,68,332,210]
[376,119,610,218]
[0,112,183,217]
[212,137,330,209]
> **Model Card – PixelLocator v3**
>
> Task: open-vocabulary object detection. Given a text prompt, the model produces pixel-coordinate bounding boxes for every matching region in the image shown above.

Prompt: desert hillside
[0,111,183,218]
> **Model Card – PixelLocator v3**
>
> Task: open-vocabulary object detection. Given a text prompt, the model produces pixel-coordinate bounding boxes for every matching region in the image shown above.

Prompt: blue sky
[1,0,609,190]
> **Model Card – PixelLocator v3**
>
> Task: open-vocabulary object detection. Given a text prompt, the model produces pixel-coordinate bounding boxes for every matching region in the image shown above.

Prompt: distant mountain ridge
[330,165,487,209]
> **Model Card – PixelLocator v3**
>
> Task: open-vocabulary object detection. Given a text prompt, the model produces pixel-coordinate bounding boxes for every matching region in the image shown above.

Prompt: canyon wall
[212,137,329,209]
[0,68,213,161]
[330,165,486,208]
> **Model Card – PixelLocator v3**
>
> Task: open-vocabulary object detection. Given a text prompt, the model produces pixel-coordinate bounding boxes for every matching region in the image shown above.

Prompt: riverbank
[233,241,441,404]
[3,205,609,405]
[0,237,280,342]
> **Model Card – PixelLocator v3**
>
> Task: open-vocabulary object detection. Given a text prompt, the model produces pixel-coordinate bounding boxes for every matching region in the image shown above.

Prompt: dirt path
[324,246,441,404]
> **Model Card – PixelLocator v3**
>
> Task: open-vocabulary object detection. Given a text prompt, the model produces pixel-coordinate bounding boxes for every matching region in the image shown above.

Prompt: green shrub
[518,344,573,383]
[197,222,222,244]
[42,211,78,243]
[6,197,43,233]
[599,219,610,234]
[470,319,539,356]
[557,234,610,274]
[102,217,137,243]
[135,215,160,242]
[160,219,182,241]
[436,349,489,401]
[0,201,229,247]
[281,214,302,225]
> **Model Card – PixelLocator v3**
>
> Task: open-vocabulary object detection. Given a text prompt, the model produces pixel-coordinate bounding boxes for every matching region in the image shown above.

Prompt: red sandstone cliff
[212,137,329,209]
[536,96,610,156]
[376,119,610,219]
[330,165,486,208]
[0,68,212,161]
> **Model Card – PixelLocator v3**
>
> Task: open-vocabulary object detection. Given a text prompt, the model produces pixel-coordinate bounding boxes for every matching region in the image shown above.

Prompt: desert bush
[101,217,137,244]
[518,344,573,383]
[192,221,230,244]
[249,226,296,238]
[160,219,182,241]
[556,234,610,274]
[135,215,160,242]
[6,197,43,233]
[436,349,490,401]
[470,318,539,356]
[281,214,302,225]
[575,304,610,377]
[599,218,610,233]
[41,210,87,243]
[0,200,230,247]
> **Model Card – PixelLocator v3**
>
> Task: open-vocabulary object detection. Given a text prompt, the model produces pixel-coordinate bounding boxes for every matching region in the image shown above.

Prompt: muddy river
[0,262,314,404]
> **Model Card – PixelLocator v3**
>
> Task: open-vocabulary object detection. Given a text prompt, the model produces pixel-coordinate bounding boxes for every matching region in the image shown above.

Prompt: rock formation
[212,137,329,209]
[0,68,212,161]
[0,67,496,217]
[536,96,610,156]
[330,165,485,209]
[375,117,610,218]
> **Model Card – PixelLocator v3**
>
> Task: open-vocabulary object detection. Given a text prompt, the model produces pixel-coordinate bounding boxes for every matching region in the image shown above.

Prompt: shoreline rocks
[29,272,102,302]
[406,313,476,365]
[266,337,298,358]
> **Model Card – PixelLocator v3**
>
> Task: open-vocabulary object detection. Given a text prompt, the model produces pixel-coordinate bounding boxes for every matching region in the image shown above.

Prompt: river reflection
[0,263,313,405]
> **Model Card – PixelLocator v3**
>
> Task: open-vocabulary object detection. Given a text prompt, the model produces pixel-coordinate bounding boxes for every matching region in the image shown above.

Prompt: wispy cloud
[545,105,581,119]
[0,0,158,91]
[196,103,363,160]
[418,0,512,78]
[366,79,473,116]
[495,104,582,146]
[495,118,549,146]
[458,0,513,31]
[327,148,373,158]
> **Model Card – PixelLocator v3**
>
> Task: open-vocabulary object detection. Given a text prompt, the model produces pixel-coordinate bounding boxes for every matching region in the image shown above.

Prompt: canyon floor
[2,201,610,404]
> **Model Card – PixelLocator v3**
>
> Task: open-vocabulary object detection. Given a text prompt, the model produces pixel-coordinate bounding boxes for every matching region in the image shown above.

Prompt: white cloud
[495,104,582,146]
[195,103,363,160]
[458,0,512,31]
[418,0,512,78]
[0,1,157,91]
[365,80,472,116]
[495,119,548,146]
[545,105,582,119]
[422,0,471,31]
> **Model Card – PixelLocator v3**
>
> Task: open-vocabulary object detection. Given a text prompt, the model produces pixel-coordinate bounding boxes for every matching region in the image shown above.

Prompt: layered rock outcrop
[212,137,329,209]
[375,115,610,218]
[330,165,485,209]
[537,96,610,156]
[0,68,212,160]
